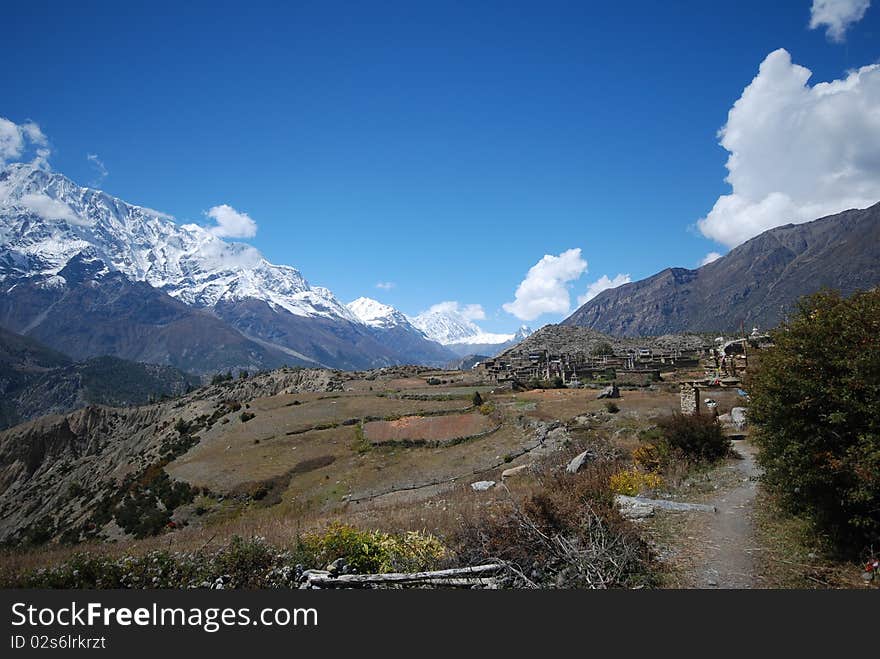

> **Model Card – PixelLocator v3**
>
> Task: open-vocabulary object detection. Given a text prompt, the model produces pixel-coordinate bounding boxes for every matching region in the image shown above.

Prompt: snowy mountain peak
[410,307,514,346]
[0,164,353,321]
[514,325,533,341]
[347,297,416,331]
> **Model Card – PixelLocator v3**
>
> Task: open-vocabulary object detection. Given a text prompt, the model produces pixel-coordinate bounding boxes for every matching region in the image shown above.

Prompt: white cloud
[503,248,588,321]
[18,193,79,223]
[0,116,48,166]
[427,301,486,321]
[376,281,396,290]
[86,153,108,186]
[205,204,258,239]
[809,0,870,42]
[698,49,880,248]
[699,251,723,266]
[576,273,632,306]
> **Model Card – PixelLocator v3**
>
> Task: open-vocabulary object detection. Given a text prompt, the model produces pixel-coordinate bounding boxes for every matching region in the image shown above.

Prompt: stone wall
[680,383,699,415]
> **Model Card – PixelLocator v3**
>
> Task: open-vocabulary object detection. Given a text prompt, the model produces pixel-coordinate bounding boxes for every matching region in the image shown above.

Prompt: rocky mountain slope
[0,251,297,374]
[564,203,880,335]
[0,367,346,544]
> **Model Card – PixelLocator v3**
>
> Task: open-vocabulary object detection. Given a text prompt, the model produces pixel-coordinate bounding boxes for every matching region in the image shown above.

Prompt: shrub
[749,289,880,553]
[609,469,663,496]
[632,443,666,472]
[240,411,255,423]
[302,523,445,573]
[655,413,730,463]
[604,401,620,414]
[479,402,495,415]
[472,391,484,407]
[451,460,654,588]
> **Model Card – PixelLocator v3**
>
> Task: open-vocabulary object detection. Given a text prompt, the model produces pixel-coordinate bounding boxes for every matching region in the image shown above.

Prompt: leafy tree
[750,289,880,553]
[591,341,614,357]
[472,391,483,407]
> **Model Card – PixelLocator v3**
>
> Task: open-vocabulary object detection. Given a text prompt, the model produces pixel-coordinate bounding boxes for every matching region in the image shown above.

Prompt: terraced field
[364,412,498,446]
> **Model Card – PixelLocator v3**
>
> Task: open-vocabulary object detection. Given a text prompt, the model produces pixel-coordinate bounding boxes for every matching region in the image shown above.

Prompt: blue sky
[2,1,878,332]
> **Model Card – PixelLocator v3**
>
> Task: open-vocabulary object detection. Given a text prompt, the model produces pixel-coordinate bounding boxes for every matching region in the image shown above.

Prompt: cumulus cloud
[376,281,396,290]
[699,251,723,266]
[809,0,870,42]
[86,153,108,186]
[427,301,486,321]
[205,204,258,239]
[698,49,880,248]
[503,248,588,321]
[576,273,632,306]
[18,193,79,223]
[0,116,48,166]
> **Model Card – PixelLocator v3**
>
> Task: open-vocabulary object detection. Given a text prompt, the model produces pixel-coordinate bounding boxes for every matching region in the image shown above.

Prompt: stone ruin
[680,382,699,415]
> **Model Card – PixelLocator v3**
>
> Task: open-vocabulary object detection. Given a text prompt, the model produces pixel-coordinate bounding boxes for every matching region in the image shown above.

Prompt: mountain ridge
[563,203,880,335]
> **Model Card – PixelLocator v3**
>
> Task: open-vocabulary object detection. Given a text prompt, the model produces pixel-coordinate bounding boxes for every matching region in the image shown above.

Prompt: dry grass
[364,413,496,445]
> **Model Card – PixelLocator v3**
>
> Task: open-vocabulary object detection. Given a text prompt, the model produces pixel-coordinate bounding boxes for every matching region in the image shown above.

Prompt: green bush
[302,523,445,573]
[750,289,880,553]
[472,391,484,407]
[655,413,730,463]
[604,401,620,414]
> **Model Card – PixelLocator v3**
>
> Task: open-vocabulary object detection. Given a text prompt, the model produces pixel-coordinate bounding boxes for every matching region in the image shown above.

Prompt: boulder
[566,450,594,474]
[471,480,496,492]
[501,464,530,479]
[730,407,747,430]
[596,384,620,399]
[615,494,716,514]
[614,496,655,519]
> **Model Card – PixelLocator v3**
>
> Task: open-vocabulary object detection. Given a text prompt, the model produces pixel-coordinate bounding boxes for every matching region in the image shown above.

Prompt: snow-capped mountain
[347,297,416,331]
[0,162,526,370]
[346,297,457,367]
[410,307,512,346]
[410,307,533,357]
[0,162,356,322]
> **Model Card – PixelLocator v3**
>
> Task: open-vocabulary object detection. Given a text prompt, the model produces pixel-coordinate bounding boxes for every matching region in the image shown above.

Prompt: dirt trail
[687,439,762,588]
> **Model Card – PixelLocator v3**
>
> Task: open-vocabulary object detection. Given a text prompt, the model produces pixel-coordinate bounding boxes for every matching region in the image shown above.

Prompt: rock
[596,384,620,399]
[326,558,347,575]
[471,480,496,491]
[615,496,655,519]
[501,464,530,479]
[566,449,594,474]
[546,426,570,445]
[615,494,717,513]
[730,407,747,430]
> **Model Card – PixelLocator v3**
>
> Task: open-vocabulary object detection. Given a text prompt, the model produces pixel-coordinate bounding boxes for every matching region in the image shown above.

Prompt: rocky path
[691,439,761,588]
[651,439,763,588]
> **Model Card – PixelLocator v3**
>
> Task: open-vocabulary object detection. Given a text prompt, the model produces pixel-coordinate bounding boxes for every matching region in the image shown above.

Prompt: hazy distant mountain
[0,326,199,429]
[564,203,880,335]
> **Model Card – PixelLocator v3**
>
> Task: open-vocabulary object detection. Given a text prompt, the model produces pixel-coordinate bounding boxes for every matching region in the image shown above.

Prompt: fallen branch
[302,563,504,588]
